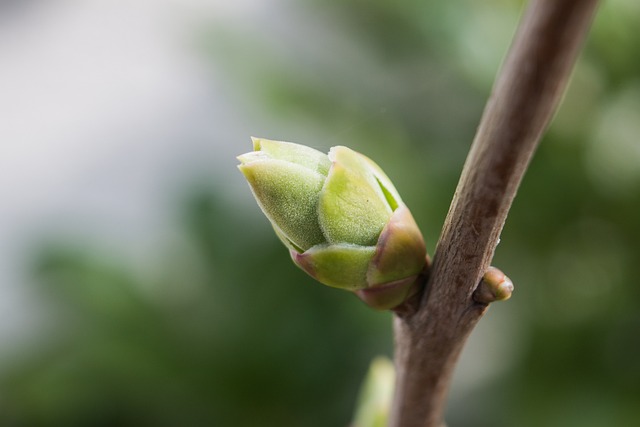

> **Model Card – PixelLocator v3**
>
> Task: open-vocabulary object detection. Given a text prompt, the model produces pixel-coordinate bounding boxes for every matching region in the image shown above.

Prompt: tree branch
[389,1,599,426]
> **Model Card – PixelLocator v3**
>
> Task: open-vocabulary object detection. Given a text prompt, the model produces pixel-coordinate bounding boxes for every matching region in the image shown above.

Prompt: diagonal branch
[389,1,600,426]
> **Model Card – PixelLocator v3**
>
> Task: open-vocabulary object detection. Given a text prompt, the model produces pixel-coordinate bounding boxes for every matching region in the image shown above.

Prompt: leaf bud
[238,137,427,310]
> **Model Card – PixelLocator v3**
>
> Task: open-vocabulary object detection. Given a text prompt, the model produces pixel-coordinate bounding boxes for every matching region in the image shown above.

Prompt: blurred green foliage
[1,191,391,426]
[2,0,640,426]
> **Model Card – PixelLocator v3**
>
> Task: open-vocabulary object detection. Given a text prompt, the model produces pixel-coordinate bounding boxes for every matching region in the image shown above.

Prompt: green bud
[238,137,427,310]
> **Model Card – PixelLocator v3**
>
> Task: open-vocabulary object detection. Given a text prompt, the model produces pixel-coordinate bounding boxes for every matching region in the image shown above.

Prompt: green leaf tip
[351,356,395,427]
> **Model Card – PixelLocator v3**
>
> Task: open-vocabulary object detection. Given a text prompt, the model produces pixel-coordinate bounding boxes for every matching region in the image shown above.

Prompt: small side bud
[473,266,514,304]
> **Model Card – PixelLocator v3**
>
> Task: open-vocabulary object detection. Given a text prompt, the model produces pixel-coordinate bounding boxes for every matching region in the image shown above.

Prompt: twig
[389,1,600,426]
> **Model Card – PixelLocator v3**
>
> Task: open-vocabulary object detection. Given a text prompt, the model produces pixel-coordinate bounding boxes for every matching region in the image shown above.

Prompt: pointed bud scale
[238,137,427,310]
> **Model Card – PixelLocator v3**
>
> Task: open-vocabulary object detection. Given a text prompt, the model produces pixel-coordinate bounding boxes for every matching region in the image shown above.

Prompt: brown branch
[389,1,599,426]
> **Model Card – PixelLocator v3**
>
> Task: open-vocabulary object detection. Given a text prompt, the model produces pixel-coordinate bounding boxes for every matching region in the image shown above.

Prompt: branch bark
[389,1,599,426]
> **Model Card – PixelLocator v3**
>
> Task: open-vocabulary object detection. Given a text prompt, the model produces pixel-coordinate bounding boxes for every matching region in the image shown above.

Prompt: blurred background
[1,0,639,426]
